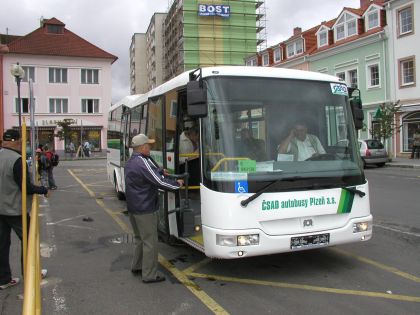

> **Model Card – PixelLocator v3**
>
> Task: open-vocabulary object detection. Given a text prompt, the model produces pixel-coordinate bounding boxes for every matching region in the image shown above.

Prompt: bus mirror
[187,81,208,118]
[349,88,364,130]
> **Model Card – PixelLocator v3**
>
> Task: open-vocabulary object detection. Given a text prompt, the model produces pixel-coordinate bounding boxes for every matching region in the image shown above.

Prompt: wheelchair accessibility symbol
[235,181,248,193]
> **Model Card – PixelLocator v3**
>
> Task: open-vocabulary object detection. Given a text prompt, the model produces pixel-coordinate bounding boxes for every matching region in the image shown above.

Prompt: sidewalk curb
[386,163,420,169]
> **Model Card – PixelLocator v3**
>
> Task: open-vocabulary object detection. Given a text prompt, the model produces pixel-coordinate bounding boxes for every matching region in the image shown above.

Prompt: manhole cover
[109,234,135,244]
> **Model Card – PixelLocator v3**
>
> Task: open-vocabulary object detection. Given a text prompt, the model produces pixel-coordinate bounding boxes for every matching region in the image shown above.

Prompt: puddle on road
[108,233,136,244]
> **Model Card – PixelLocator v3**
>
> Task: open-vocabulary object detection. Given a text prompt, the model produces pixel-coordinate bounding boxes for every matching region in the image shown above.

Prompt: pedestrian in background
[125,134,183,283]
[36,148,49,188]
[410,127,420,159]
[69,141,75,158]
[0,135,49,290]
[44,146,57,190]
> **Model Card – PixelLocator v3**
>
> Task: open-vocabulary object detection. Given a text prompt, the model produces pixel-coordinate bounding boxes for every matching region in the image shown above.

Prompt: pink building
[2,18,117,154]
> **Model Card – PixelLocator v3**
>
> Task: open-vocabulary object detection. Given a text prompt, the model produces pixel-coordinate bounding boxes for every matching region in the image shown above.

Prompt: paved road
[1,161,419,315]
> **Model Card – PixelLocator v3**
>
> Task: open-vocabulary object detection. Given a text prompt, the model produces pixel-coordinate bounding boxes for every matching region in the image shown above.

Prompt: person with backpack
[36,148,49,188]
[43,146,57,190]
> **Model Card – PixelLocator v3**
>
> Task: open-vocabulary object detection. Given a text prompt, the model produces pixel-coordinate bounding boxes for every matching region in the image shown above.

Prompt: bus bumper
[203,215,372,259]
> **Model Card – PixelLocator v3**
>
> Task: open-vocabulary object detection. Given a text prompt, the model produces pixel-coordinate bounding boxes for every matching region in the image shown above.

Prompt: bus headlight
[216,235,236,246]
[237,234,259,246]
[353,222,370,233]
[216,234,260,246]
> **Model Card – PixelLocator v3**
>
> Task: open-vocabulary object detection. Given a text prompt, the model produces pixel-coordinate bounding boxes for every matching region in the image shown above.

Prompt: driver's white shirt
[287,136,326,161]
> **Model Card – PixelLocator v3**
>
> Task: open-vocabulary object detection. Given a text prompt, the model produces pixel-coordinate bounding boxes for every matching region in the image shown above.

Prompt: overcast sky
[1,0,360,102]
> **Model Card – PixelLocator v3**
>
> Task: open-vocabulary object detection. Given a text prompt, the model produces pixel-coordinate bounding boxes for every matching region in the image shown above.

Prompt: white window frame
[366,63,381,89]
[49,98,69,114]
[246,57,257,66]
[21,66,35,83]
[365,7,380,31]
[286,39,303,58]
[49,67,68,83]
[335,68,358,88]
[273,47,281,62]
[15,97,34,114]
[262,53,269,66]
[336,71,346,82]
[81,69,99,84]
[334,12,358,41]
[400,57,415,86]
[318,31,328,47]
[348,69,358,89]
[398,5,413,36]
[81,98,100,114]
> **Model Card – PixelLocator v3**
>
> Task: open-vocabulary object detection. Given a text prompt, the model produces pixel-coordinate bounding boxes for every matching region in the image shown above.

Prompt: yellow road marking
[68,169,230,315]
[68,170,130,234]
[189,272,420,303]
[332,248,420,283]
[183,258,212,275]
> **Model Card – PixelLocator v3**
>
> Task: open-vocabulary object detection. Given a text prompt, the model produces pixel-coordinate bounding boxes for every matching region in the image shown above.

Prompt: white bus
[107,66,371,259]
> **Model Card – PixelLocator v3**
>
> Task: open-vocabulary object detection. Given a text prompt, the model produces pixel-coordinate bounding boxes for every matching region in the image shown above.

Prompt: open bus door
[160,90,204,249]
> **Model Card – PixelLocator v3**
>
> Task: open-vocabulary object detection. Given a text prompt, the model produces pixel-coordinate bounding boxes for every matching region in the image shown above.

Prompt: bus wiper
[342,186,365,197]
[240,176,302,208]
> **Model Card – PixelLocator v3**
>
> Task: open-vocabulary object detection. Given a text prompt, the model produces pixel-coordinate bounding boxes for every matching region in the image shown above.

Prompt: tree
[370,100,401,144]
[55,118,76,142]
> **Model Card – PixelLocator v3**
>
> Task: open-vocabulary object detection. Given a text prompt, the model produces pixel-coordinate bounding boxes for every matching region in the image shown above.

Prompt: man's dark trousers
[0,214,28,285]
[129,212,159,281]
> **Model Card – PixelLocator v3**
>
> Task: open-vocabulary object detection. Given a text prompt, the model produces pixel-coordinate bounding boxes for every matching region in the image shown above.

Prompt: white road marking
[374,224,420,238]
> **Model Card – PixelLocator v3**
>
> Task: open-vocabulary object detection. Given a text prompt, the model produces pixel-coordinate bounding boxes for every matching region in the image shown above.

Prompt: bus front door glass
[202,77,364,193]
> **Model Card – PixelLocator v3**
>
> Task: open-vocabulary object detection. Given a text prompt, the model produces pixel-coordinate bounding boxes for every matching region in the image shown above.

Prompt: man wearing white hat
[125,134,183,283]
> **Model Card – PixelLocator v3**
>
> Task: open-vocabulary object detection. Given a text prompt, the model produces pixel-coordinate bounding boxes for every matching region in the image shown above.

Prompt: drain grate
[109,233,135,244]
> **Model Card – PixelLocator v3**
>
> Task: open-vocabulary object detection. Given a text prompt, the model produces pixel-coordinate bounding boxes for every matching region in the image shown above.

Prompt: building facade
[2,18,117,154]
[386,0,419,156]
[130,33,147,95]
[130,0,266,90]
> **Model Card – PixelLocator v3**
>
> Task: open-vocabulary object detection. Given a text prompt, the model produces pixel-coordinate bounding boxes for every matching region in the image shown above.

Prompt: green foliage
[54,119,75,141]
[370,101,401,143]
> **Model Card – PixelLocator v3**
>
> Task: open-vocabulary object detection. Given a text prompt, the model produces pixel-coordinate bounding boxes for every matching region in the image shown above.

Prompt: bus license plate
[290,233,330,249]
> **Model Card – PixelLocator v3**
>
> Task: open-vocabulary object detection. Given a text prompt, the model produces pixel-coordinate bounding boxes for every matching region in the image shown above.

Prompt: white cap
[131,134,155,147]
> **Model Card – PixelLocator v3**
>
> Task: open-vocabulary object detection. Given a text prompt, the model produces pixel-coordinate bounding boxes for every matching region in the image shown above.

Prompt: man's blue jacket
[125,152,180,215]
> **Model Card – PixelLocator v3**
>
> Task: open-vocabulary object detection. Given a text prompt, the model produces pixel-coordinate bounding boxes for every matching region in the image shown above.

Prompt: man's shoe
[0,278,20,290]
[131,269,142,276]
[50,186,57,190]
[41,269,48,279]
[142,275,165,283]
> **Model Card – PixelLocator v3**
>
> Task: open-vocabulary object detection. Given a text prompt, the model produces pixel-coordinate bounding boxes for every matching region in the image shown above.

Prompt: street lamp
[10,63,25,138]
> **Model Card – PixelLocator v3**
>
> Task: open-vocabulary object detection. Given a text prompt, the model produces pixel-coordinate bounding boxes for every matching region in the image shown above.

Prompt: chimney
[360,0,373,9]
[293,27,302,36]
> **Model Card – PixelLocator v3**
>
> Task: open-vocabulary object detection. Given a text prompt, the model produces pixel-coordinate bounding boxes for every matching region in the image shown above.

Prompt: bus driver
[278,122,325,161]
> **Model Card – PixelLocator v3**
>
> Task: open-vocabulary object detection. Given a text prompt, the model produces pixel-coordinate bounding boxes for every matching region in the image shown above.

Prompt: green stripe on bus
[337,189,354,214]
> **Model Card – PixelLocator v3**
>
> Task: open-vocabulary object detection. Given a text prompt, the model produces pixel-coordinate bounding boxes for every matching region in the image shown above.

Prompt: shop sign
[198,4,230,18]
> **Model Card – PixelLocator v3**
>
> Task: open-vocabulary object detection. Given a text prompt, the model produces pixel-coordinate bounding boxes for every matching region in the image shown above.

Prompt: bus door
[119,110,131,192]
[146,96,169,240]
[174,91,202,244]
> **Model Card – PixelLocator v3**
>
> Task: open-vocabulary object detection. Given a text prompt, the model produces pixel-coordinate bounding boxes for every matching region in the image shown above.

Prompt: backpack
[51,153,59,166]
[39,155,51,170]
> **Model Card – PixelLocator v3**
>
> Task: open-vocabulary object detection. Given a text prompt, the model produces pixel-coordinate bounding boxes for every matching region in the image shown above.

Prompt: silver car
[359,139,388,168]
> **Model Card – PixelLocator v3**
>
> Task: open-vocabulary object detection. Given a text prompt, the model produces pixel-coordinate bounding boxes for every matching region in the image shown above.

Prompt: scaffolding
[162,0,267,81]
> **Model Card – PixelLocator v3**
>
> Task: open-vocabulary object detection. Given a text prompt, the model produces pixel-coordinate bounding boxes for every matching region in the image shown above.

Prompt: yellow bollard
[21,118,28,280]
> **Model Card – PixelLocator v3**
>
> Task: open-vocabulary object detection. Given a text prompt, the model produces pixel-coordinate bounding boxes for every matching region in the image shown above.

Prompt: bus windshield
[201,76,364,193]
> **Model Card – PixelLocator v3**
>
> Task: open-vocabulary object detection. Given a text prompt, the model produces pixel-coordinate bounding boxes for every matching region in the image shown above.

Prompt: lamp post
[10,62,25,138]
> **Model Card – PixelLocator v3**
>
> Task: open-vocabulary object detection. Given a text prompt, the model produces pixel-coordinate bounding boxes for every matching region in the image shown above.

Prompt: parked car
[359,139,388,168]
